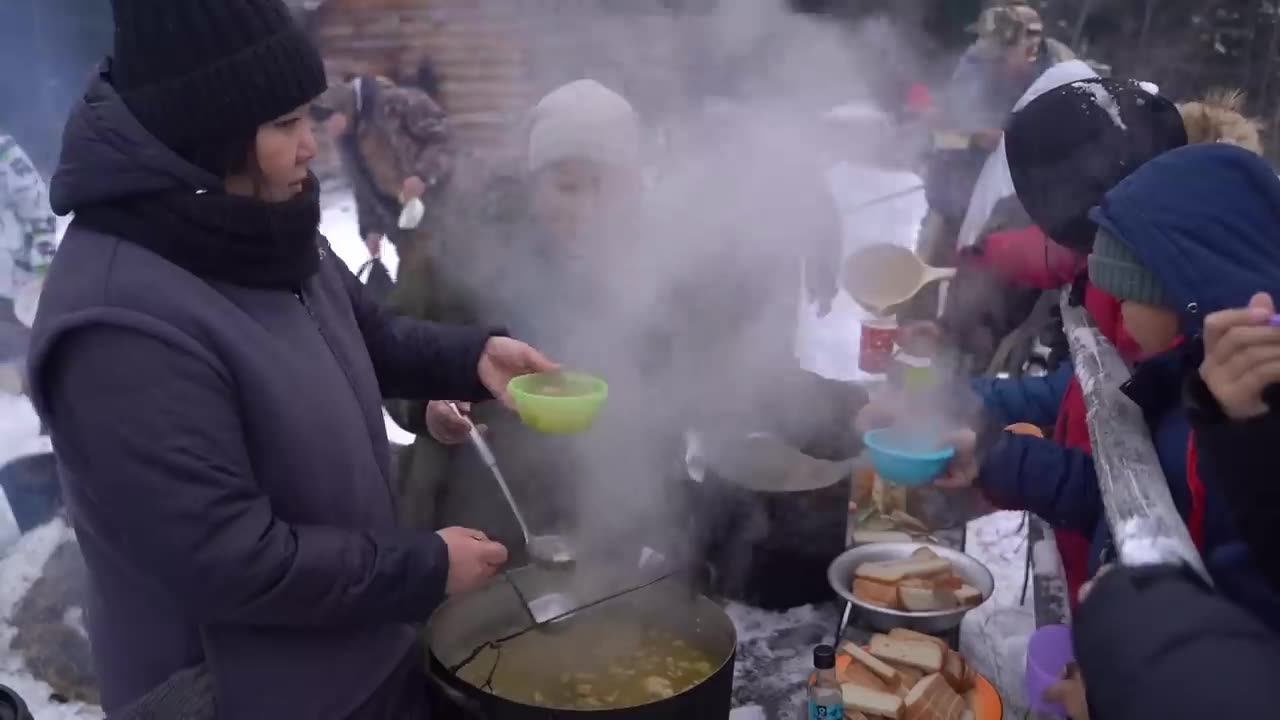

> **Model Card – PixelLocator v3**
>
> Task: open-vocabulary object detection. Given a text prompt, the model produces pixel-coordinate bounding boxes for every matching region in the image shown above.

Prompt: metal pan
[827,542,994,634]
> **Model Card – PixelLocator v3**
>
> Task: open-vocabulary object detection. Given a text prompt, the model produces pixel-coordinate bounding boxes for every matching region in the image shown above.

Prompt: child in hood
[943,143,1280,630]
[962,81,1261,605]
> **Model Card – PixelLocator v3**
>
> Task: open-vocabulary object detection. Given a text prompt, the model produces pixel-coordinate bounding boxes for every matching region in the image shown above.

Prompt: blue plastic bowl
[863,429,956,487]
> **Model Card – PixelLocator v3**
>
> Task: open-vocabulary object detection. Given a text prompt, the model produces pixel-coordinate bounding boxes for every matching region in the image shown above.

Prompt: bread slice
[954,585,984,607]
[900,577,937,590]
[840,642,900,685]
[904,673,967,720]
[854,578,902,609]
[899,584,960,612]
[854,530,914,545]
[838,659,890,693]
[869,635,945,674]
[933,573,965,591]
[888,628,950,652]
[890,663,925,692]
[891,511,929,533]
[941,650,969,693]
[856,557,953,584]
[842,684,905,720]
[846,712,871,720]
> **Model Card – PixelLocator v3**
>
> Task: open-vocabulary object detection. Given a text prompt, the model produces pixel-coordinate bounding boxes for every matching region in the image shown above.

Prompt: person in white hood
[0,132,57,384]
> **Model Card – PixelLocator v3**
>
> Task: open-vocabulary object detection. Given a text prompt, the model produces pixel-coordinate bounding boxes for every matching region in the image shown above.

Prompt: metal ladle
[447,403,576,570]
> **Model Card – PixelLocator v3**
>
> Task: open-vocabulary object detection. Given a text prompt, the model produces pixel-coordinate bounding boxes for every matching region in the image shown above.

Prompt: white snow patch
[962,511,1036,714]
[1032,536,1065,579]
[1076,81,1128,131]
[320,189,415,446]
[320,188,400,281]
[0,519,102,719]
[796,164,925,384]
[725,602,827,644]
[62,606,88,640]
[0,395,51,470]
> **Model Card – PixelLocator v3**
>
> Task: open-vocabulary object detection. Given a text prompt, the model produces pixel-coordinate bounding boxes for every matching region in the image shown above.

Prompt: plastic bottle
[808,644,844,719]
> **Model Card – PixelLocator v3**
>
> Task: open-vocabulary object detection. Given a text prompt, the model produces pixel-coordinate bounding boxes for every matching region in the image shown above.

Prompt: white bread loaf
[904,673,967,720]
[840,642,900,685]
[954,585,984,607]
[870,635,945,674]
[854,578,902,609]
[941,650,969,693]
[856,557,953,584]
[842,684,905,720]
[888,628,950,652]
[898,584,961,612]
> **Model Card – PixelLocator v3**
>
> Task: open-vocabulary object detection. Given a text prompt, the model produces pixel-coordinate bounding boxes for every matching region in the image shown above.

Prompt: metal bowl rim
[827,541,995,619]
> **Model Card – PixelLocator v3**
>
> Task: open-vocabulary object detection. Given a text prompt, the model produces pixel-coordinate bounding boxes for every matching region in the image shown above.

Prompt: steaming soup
[529,375,595,397]
[843,244,927,313]
[455,617,719,710]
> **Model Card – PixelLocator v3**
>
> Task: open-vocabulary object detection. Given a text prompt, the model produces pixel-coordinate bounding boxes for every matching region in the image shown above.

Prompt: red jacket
[981,225,1086,290]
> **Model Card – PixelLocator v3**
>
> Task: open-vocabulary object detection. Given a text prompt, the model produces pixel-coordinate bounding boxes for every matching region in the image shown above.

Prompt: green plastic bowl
[507,372,609,434]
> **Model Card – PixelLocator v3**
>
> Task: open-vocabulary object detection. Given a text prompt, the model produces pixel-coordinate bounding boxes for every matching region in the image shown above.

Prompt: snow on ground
[796,163,926,383]
[319,188,415,447]
[0,520,100,720]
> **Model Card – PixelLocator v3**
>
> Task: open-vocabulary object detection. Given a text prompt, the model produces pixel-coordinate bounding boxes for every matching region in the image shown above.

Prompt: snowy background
[0,156,926,717]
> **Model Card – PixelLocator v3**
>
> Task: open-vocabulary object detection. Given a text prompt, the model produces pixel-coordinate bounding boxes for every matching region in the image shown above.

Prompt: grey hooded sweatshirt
[25,73,495,718]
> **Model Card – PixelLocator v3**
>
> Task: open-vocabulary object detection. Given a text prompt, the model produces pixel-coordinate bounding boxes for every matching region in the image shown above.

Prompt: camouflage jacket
[331,78,453,239]
[0,134,57,301]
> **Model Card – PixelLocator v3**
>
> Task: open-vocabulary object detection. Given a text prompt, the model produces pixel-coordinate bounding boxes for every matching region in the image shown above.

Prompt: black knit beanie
[1006,78,1187,252]
[110,0,328,164]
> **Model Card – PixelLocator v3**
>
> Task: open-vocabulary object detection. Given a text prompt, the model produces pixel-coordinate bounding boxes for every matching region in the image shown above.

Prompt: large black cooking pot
[426,566,737,719]
[687,432,853,610]
[684,370,865,610]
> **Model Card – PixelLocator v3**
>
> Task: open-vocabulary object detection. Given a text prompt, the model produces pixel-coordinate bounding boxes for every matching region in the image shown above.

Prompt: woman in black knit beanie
[25,1,557,717]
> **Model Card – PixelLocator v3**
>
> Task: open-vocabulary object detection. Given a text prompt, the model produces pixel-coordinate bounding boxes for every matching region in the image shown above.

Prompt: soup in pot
[455,617,720,710]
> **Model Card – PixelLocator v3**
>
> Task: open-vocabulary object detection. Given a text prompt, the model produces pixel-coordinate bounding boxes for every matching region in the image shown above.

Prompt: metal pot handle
[425,664,489,720]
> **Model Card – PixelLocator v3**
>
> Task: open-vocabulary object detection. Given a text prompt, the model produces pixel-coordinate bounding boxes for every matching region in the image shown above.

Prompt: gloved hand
[110,665,216,720]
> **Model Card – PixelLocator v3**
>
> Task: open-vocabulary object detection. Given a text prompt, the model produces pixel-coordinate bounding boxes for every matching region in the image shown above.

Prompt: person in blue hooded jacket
[940,143,1280,631]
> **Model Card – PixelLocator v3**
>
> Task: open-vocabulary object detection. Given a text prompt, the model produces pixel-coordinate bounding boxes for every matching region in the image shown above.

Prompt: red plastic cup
[1025,624,1075,717]
[859,317,898,374]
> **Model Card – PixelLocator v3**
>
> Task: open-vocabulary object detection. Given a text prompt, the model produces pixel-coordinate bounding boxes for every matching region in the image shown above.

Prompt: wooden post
[1060,295,1211,584]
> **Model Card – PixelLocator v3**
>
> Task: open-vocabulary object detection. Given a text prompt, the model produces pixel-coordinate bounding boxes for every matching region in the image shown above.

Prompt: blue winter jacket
[970,363,1072,429]
[978,144,1280,629]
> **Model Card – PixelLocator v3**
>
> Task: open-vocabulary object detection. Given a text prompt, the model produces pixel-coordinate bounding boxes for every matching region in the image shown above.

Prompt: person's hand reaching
[425,401,482,445]
[364,232,383,258]
[935,429,979,489]
[401,175,427,201]
[1043,662,1090,720]
[1200,292,1280,420]
[437,527,508,596]
[477,337,559,408]
[1077,564,1114,604]
[854,391,902,434]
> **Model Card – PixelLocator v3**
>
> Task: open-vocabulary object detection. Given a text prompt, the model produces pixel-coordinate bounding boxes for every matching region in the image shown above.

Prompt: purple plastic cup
[1025,624,1075,717]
